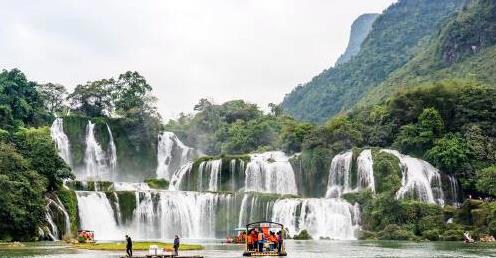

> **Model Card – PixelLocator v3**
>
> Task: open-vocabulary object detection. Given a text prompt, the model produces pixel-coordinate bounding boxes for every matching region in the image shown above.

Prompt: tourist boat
[77,229,95,243]
[242,221,287,256]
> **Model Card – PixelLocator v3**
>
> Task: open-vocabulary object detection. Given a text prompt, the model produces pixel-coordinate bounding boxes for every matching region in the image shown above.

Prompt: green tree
[113,71,157,118]
[425,133,470,174]
[0,69,50,130]
[394,108,445,155]
[37,83,68,113]
[279,119,314,153]
[0,142,47,240]
[475,165,496,196]
[14,127,73,191]
[67,79,113,117]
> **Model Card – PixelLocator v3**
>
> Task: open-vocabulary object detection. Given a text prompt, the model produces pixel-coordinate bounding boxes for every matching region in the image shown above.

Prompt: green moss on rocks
[378,224,418,241]
[293,230,312,240]
[145,178,169,189]
[371,151,402,194]
[116,191,136,224]
[56,190,79,236]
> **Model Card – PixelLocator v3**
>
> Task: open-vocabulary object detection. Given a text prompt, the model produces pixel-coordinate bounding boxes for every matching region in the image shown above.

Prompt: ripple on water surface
[2,240,496,258]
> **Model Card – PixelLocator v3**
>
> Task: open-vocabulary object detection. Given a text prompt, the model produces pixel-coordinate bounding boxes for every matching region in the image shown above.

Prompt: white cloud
[0,0,395,119]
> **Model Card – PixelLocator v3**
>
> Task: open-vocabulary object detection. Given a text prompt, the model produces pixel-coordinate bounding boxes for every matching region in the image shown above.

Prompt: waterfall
[207,160,222,192]
[83,121,108,180]
[169,162,193,191]
[356,149,374,192]
[45,211,58,241]
[45,196,71,240]
[156,132,194,180]
[50,118,71,166]
[230,159,236,192]
[75,190,360,240]
[106,124,118,179]
[447,175,460,207]
[326,151,353,198]
[244,151,298,195]
[76,191,123,240]
[271,198,359,240]
[382,149,445,205]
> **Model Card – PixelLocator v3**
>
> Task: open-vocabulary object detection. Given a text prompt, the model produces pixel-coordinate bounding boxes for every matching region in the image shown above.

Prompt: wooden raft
[120,256,203,258]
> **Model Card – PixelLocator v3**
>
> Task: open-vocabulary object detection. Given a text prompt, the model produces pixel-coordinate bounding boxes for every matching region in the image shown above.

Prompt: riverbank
[72,241,203,251]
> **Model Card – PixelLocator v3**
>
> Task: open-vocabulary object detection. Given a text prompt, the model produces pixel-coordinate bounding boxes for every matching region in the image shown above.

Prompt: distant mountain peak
[335,13,379,66]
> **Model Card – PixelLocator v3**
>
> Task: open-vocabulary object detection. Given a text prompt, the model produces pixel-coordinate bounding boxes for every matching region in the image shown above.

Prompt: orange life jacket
[258,232,263,241]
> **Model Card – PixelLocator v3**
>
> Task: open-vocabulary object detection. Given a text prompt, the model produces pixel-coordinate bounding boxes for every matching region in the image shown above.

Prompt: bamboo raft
[120,256,202,258]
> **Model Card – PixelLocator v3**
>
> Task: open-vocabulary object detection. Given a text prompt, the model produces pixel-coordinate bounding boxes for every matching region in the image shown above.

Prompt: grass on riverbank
[72,241,203,251]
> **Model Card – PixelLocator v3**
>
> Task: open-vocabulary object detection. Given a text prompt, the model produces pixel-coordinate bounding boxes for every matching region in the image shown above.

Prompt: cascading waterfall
[106,124,118,179]
[271,198,359,240]
[76,191,122,240]
[244,151,298,195]
[45,196,71,240]
[50,118,71,166]
[74,189,359,240]
[325,149,451,205]
[83,121,108,180]
[207,160,222,192]
[356,149,374,192]
[382,149,445,205]
[156,132,194,180]
[169,162,194,191]
[326,151,353,198]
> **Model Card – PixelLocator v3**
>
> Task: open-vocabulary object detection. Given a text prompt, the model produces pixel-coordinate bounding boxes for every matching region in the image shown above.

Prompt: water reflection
[1,240,496,258]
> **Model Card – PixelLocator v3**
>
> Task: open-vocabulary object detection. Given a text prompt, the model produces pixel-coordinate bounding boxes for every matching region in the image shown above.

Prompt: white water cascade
[271,198,360,240]
[382,149,445,205]
[244,151,298,195]
[106,124,118,179]
[83,121,108,180]
[156,132,195,180]
[45,196,71,240]
[326,151,353,198]
[326,149,451,205]
[50,118,71,166]
[169,162,194,191]
[76,191,123,240]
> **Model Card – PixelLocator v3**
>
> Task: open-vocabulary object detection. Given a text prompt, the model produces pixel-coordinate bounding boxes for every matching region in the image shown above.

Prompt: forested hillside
[282,0,465,122]
[360,0,496,105]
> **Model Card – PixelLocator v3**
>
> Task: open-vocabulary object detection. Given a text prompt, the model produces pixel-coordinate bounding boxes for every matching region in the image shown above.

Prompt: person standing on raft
[125,235,133,257]
[173,235,180,256]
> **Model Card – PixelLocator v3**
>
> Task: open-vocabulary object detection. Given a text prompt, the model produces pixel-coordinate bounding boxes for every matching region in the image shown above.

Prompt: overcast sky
[0,0,395,119]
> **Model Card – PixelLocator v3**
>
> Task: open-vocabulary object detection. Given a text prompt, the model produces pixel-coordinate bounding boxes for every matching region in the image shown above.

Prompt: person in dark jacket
[173,235,180,256]
[125,235,132,257]
[277,231,283,254]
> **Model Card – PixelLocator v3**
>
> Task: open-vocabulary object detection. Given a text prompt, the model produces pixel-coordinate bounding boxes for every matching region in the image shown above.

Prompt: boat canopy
[245,221,284,229]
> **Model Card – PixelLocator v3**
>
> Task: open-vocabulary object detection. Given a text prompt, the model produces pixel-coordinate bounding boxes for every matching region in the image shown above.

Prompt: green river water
[1,240,496,258]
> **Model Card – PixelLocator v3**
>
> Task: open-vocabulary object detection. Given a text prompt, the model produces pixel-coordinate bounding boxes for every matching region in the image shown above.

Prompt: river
[1,240,496,257]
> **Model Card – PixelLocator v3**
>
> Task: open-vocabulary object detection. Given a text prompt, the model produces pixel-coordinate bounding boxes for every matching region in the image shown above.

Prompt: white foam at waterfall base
[271,198,359,240]
[76,191,123,240]
[156,132,194,180]
[244,151,298,195]
[381,149,445,205]
[50,118,71,166]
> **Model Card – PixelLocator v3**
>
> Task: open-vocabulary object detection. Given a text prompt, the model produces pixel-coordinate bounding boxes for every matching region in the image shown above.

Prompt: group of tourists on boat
[245,228,283,253]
